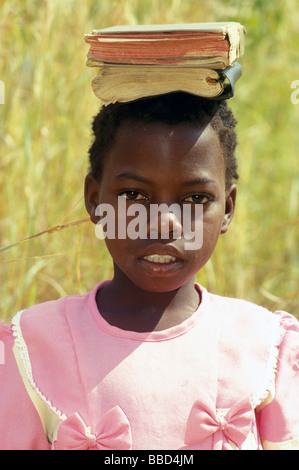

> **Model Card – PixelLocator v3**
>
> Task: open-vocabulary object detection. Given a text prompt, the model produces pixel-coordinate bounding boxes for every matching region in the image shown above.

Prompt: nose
[160,210,182,237]
[148,204,183,239]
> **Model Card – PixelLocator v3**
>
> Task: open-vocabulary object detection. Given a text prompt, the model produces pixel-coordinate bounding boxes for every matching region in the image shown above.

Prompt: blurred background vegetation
[0,0,298,322]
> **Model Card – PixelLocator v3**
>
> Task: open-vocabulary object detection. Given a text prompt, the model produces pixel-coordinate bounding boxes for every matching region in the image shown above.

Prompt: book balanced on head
[85,22,246,105]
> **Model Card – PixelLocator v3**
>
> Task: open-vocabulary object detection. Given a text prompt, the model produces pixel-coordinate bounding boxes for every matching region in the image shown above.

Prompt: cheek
[189,208,224,262]
[103,235,141,280]
[104,237,129,262]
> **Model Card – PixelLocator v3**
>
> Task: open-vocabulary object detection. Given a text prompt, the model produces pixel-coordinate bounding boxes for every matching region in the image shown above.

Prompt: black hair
[88,92,238,188]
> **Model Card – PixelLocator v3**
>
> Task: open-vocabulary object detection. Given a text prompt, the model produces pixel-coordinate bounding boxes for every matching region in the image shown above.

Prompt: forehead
[104,120,225,182]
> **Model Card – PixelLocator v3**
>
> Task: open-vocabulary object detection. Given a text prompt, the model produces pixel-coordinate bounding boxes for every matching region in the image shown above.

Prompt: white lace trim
[11,310,67,422]
[251,313,282,409]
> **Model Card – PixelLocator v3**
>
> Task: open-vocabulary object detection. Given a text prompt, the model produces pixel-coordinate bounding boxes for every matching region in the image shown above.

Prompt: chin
[130,275,191,294]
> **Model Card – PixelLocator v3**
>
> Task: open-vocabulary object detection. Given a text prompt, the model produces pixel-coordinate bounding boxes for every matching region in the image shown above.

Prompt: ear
[84,173,101,225]
[221,184,237,234]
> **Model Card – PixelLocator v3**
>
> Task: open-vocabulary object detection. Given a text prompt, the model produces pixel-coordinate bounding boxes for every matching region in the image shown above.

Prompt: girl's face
[85,120,236,293]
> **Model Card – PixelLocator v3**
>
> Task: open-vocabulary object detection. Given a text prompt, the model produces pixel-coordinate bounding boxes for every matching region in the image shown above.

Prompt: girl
[0,92,298,450]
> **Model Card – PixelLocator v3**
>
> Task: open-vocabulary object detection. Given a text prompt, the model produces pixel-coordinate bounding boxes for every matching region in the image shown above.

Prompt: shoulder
[3,283,103,419]
[203,287,299,346]
[201,285,281,331]
[8,283,102,369]
[208,289,298,339]
[206,289,272,316]
[2,282,102,379]
[15,290,90,327]
[11,283,100,340]
[200,286,299,407]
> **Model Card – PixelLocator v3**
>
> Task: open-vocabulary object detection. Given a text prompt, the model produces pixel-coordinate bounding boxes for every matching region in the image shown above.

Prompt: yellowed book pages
[91,65,224,105]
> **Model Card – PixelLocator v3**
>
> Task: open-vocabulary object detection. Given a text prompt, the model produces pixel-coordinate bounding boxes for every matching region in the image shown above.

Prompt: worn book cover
[85,22,245,69]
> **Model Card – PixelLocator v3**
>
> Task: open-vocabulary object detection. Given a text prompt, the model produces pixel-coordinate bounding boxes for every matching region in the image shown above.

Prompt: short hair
[88,92,239,188]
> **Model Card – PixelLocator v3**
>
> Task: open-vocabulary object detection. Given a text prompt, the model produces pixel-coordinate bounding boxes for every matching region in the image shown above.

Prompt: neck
[96,265,200,332]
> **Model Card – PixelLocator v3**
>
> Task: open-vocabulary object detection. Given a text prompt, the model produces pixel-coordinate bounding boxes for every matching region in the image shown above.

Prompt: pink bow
[185,396,254,450]
[54,406,132,450]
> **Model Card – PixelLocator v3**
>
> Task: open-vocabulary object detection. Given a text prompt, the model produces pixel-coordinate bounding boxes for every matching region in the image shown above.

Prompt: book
[85,22,245,68]
[85,22,245,104]
[90,62,242,104]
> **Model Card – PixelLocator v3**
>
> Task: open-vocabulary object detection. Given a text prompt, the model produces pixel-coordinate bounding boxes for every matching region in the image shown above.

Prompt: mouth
[138,246,184,275]
[142,254,178,264]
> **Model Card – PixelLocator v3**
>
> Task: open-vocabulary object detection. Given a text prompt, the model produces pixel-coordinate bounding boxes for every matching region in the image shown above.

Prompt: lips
[143,254,177,264]
[138,244,184,274]
[139,243,183,261]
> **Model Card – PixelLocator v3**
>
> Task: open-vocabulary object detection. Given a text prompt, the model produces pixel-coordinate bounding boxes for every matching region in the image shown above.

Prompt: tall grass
[0,0,298,321]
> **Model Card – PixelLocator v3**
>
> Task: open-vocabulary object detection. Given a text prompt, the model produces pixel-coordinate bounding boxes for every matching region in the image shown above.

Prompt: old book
[85,22,245,69]
[90,62,242,104]
[85,22,245,104]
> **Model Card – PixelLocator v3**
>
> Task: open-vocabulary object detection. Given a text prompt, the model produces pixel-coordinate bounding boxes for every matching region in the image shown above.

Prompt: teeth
[143,254,177,263]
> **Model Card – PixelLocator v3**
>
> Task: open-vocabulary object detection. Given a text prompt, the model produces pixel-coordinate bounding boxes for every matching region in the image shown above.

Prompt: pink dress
[0,281,298,450]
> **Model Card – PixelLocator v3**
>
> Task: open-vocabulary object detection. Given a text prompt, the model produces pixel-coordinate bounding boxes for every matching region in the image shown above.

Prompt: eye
[183,194,213,205]
[119,190,147,202]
